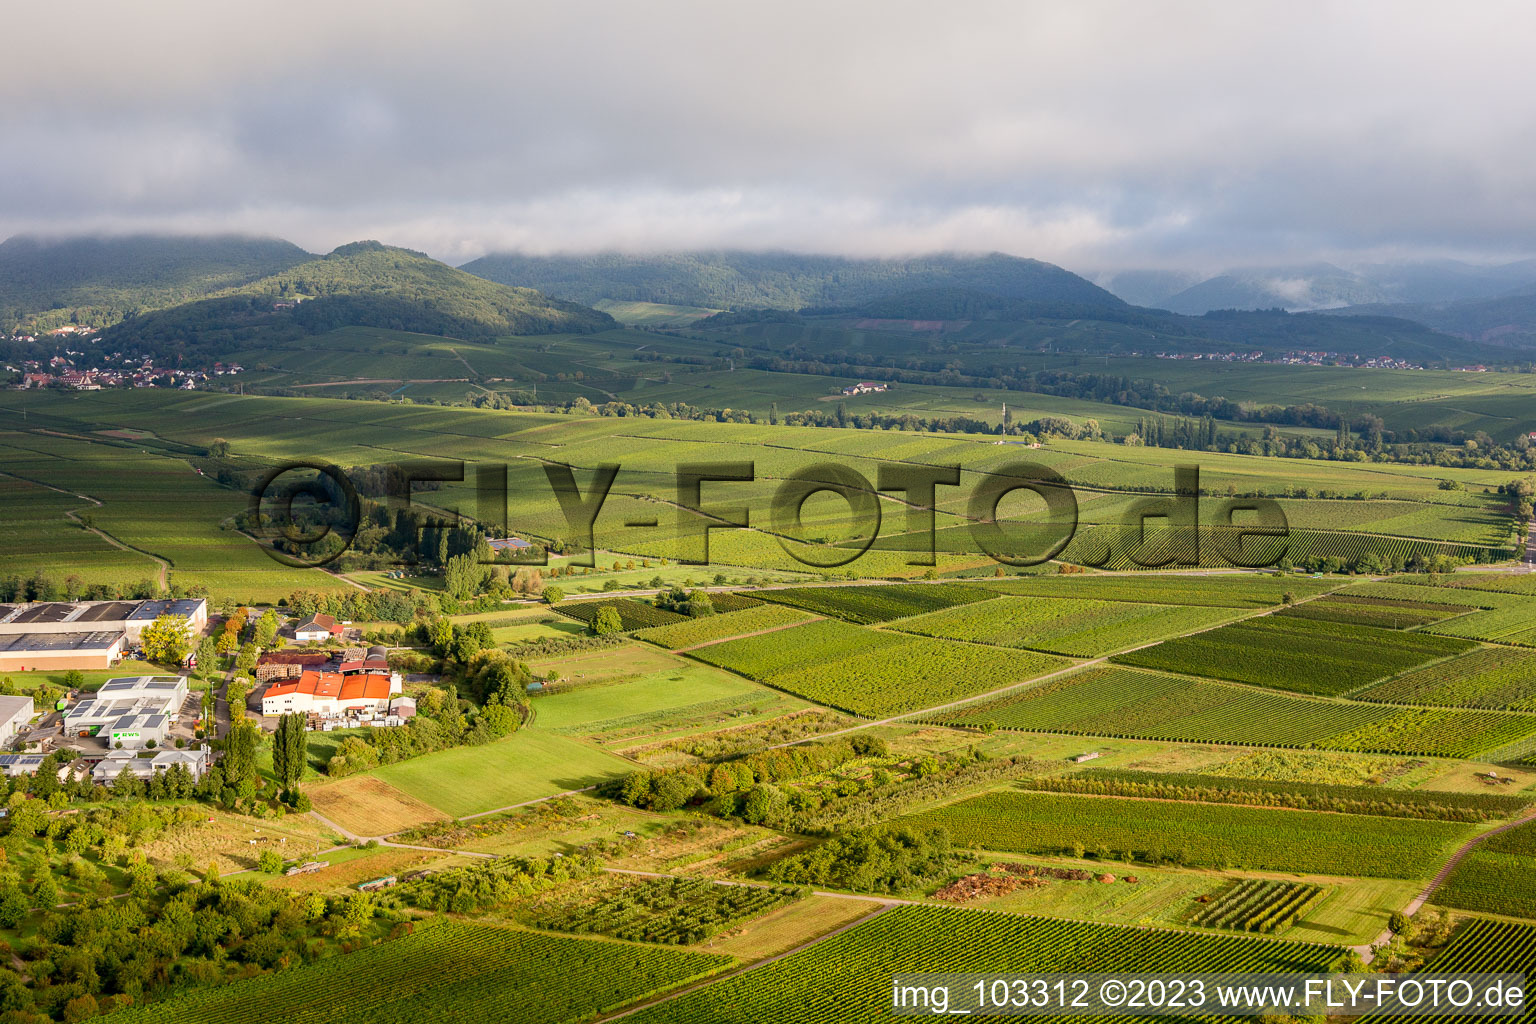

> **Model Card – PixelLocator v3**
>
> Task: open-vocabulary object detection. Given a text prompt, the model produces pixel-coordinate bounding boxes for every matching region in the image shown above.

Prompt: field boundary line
[666,614,826,653]
[591,903,898,1022]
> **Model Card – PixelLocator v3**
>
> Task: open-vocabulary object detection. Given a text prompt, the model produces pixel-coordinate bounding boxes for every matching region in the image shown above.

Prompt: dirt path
[1360,804,1536,960]
[0,468,171,589]
[670,615,826,653]
[590,904,897,1023]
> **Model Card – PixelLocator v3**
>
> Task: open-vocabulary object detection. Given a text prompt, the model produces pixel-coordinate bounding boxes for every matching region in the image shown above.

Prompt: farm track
[668,615,826,653]
[0,467,172,588]
[1360,803,1536,960]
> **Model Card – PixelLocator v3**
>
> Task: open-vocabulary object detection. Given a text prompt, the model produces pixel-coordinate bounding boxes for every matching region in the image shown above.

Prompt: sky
[3,0,1535,273]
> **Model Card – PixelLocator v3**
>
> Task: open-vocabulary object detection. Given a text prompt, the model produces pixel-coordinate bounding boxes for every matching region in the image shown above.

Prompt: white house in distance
[293,613,347,643]
[840,381,889,396]
[92,747,209,783]
[0,695,34,746]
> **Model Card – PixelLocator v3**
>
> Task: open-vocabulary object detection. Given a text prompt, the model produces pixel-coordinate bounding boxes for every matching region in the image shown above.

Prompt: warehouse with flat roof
[0,598,206,642]
[65,675,188,748]
[0,630,125,672]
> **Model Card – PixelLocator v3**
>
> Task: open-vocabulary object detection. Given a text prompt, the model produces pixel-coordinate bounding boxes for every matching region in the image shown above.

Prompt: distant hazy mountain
[459,251,1127,311]
[1338,289,1536,349]
[1160,263,1388,315]
[1152,258,1536,315]
[0,233,312,332]
[1092,268,1202,308]
[103,241,614,350]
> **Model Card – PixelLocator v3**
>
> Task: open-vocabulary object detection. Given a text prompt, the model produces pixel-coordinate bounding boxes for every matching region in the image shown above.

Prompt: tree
[444,553,485,600]
[273,713,308,790]
[61,669,85,691]
[254,609,280,647]
[195,636,217,677]
[543,585,564,605]
[140,614,192,664]
[223,719,260,795]
[590,606,623,636]
[257,849,285,874]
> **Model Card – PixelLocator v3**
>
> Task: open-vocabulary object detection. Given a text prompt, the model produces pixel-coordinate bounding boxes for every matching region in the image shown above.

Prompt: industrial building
[92,747,209,783]
[260,670,401,717]
[0,598,207,671]
[0,598,207,642]
[0,630,126,672]
[64,675,189,749]
[0,695,35,745]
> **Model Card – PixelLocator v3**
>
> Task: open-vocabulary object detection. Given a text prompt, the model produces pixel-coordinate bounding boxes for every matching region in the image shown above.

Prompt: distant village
[5,326,242,390]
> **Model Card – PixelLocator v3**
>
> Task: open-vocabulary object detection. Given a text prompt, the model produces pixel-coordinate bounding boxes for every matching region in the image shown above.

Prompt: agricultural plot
[1111,616,1476,696]
[626,903,1343,1024]
[530,662,768,732]
[754,582,997,623]
[1370,919,1536,1024]
[556,598,689,631]
[106,921,733,1024]
[976,573,1337,607]
[903,791,1472,878]
[687,618,1069,716]
[634,604,815,649]
[527,876,802,945]
[1352,646,1536,710]
[1434,850,1536,920]
[891,595,1242,657]
[1348,582,1536,647]
[371,729,635,818]
[1275,594,1466,629]
[1311,707,1536,759]
[934,667,1394,748]
[1188,880,1326,934]
[1392,572,1536,597]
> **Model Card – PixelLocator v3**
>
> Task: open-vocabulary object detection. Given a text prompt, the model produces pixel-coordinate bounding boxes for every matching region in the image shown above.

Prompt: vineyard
[1349,582,1536,646]
[107,921,733,1024]
[1054,524,1506,572]
[890,596,1242,657]
[626,903,1344,1024]
[977,574,1338,607]
[1311,706,1536,759]
[1434,850,1536,921]
[1110,616,1476,696]
[634,604,814,649]
[557,598,689,630]
[527,877,803,945]
[1275,594,1466,629]
[1370,919,1536,1024]
[933,667,1395,748]
[1353,646,1536,709]
[902,791,1471,878]
[754,582,998,623]
[1188,880,1325,933]
[686,619,1068,716]
[1017,768,1530,822]
[706,591,764,612]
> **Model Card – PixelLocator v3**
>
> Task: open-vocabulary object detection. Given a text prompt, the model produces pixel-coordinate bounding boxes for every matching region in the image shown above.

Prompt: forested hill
[101,241,615,355]
[458,250,1127,311]
[0,233,312,333]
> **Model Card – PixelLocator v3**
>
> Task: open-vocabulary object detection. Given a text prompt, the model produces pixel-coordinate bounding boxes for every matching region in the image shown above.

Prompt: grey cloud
[3,0,1535,271]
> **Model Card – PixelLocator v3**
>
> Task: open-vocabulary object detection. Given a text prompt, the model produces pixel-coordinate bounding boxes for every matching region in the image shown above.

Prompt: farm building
[64,675,188,747]
[259,670,400,717]
[0,695,35,745]
[338,645,390,675]
[92,746,209,783]
[0,630,125,672]
[293,613,346,643]
[840,381,889,395]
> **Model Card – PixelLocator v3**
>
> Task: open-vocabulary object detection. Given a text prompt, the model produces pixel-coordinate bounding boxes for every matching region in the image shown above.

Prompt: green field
[105,920,732,1023]
[627,903,1342,1023]
[1111,615,1476,696]
[976,573,1339,607]
[935,667,1393,747]
[634,603,815,649]
[753,583,998,623]
[903,790,1473,878]
[371,729,635,817]
[1354,646,1536,709]
[890,595,1243,656]
[685,618,1070,716]
[530,662,768,731]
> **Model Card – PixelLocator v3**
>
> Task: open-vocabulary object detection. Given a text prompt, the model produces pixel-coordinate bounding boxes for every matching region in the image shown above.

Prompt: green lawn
[371,729,635,817]
[531,663,767,731]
